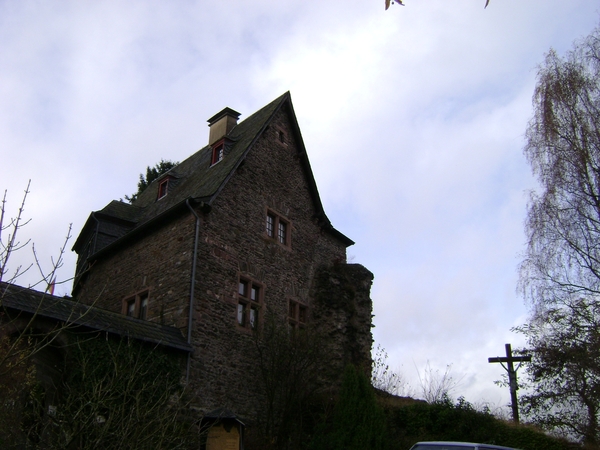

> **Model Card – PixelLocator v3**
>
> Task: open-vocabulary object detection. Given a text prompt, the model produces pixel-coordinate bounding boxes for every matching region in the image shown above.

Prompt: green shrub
[385,395,576,450]
[310,364,387,450]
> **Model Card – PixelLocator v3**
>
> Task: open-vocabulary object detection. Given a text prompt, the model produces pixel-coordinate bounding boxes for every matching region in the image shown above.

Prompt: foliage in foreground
[0,334,201,449]
[372,344,412,397]
[310,364,387,450]
[384,395,578,450]
[252,314,329,449]
[516,300,600,447]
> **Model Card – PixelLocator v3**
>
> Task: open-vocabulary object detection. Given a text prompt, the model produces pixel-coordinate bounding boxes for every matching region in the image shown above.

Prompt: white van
[409,442,522,450]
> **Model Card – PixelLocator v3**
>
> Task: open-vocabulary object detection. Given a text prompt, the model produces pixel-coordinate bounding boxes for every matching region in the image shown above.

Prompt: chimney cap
[207,107,241,126]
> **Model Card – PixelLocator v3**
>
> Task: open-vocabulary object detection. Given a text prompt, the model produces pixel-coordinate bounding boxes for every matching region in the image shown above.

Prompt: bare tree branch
[519,23,600,445]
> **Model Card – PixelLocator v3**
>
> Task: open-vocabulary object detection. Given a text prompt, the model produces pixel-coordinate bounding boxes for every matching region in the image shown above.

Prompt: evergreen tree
[125,159,178,203]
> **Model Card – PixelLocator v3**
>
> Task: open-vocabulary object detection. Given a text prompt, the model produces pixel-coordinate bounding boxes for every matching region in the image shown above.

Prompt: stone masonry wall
[312,263,374,382]
[186,106,372,419]
[74,212,195,330]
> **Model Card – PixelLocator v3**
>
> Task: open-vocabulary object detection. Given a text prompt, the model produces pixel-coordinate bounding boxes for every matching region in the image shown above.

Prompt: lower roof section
[1,282,192,353]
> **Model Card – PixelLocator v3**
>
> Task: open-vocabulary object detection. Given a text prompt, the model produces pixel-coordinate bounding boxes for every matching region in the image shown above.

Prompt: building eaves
[277,98,355,247]
[203,407,246,426]
[82,198,208,263]
[72,201,142,252]
[98,200,143,223]
[1,283,192,353]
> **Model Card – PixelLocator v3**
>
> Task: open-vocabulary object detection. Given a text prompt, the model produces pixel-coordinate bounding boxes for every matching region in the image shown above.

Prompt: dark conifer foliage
[125,159,178,203]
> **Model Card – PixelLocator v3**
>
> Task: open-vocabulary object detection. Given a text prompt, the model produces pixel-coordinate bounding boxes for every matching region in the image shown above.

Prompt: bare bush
[371,345,412,397]
[416,361,461,404]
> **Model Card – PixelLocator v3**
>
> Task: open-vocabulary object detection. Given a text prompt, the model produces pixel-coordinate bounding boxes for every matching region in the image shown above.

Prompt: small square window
[123,291,150,320]
[288,299,308,329]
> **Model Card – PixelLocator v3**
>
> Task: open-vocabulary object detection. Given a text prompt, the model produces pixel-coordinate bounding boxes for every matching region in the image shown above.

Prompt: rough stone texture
[312,263,374,382]
[75,211,195,330]
[72,102,374,422]
[185,108,354,417]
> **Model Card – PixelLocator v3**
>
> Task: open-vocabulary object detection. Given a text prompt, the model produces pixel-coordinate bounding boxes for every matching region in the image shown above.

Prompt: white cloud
[0,0,598,406]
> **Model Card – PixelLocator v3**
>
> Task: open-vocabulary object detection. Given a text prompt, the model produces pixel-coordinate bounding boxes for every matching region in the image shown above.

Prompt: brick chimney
[207,107,241,145]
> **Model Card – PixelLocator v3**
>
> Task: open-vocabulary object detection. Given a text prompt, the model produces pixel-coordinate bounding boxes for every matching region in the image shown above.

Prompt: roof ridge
[232,91,289,132]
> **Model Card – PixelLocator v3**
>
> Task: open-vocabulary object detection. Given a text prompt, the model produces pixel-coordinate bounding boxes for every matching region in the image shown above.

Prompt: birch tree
[519,23,600,445]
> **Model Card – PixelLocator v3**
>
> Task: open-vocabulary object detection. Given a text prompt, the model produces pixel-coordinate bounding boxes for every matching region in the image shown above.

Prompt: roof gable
[132,92,288,215]
[76,92,353,262]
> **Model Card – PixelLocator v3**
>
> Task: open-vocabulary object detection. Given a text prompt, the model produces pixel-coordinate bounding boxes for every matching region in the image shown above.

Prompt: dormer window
[158,178,169,199]
[211,141,225,165]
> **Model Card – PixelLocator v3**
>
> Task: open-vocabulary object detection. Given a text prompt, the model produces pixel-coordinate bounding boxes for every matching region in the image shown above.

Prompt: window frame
[288,299,308,330]
[237,277,263,330]
[157,178,169,199]
[265,209,291,247]
[122,290,150,320]
[211,140,225,166]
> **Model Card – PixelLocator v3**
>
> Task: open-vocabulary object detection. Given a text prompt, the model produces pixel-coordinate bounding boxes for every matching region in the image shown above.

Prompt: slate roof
[74,92,353,260]
[98,200,142,224]
[203,407,246,425]
[0,282,192,352]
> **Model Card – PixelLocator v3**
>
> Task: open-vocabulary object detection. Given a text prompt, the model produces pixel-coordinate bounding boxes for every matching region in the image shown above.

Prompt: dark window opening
[250,306,258,329]
[288,299,308,329]
[139,293,148,320]
[237,303,246,326]
[123,291,150,320]
[266,214,275,237]
[239,280,247,296]
[266,210,290,246]
[126,299,136,317]
[238,277,262,329]
[158,178,169,199]
[211,142,224,165]
[278,221,287,244]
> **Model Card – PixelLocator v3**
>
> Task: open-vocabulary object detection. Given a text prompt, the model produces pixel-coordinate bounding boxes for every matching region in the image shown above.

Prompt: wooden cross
[488,343,531,423]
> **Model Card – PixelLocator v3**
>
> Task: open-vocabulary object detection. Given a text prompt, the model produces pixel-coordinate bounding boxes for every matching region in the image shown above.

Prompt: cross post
[488,343,531,423]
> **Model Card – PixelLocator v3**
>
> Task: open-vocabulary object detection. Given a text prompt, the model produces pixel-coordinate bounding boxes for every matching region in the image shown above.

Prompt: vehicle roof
[411,442,520,450]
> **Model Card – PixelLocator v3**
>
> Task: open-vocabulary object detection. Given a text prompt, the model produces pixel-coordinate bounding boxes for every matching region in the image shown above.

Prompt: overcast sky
[1,0,598,412]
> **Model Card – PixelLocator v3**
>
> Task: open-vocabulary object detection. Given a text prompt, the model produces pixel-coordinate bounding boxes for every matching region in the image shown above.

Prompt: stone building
[70,92,374,421]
